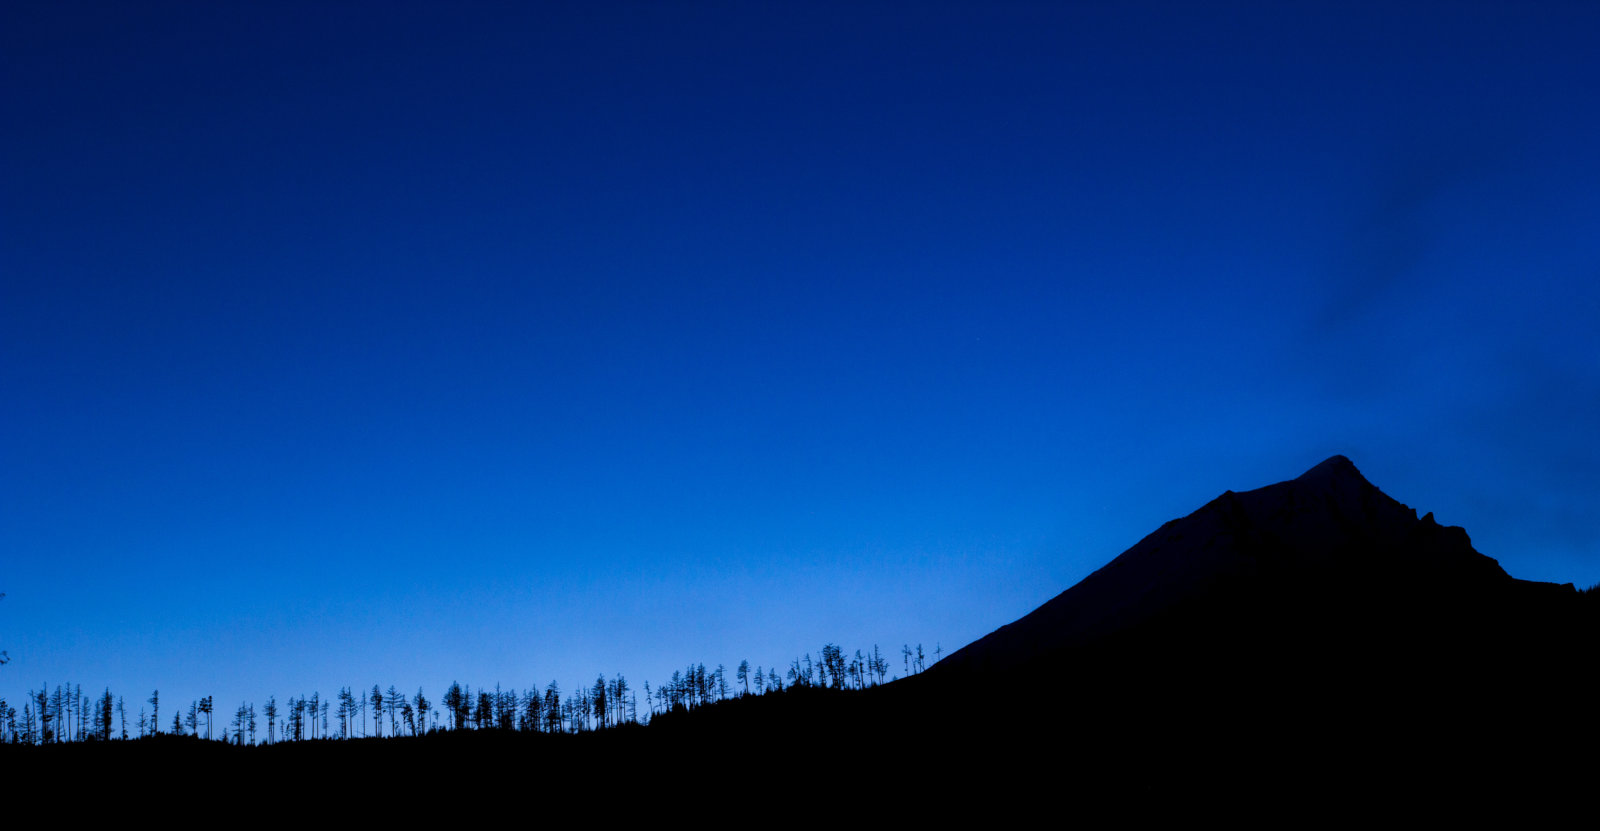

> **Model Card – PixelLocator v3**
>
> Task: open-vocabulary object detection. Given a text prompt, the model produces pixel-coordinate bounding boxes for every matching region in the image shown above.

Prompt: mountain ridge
[935,454,1567,677]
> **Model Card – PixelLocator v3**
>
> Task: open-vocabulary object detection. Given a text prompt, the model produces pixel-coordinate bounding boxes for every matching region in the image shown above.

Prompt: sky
[4,1,1598,729]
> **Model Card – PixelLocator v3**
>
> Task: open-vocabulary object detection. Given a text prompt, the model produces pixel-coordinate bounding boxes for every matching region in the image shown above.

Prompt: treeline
[0,642,936,746]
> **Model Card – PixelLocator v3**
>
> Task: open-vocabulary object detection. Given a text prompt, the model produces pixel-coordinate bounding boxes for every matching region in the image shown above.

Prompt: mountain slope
[935,455,1573,677]
[626,455,1596,812]
[653,455,1595,812]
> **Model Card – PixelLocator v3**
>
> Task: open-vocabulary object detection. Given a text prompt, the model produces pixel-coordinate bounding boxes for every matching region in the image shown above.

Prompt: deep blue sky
[4,2,1598,723]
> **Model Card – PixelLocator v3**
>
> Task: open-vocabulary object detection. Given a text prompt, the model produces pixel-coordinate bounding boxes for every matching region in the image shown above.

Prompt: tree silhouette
[469,689,486,729]
[494,684,514,730]
[0,633,947,746]
[543,681,561,733]
[591,675,607,729]
[337,687,355,738]
[50,686,64,741]
[443,682,467,730]
[232,702,249,745]
[613,675,629,723]
[34,690,49,742]
[386,686,402,736]
[370,685,385,738]
[520,687,540,731]
[821,644,846,689]
[97,689,113,740]
[414,687,430,735]
[284,698,295,741]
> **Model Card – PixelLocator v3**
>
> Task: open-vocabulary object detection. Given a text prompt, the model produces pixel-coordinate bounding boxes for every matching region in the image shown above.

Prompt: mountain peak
[936,454,1516,676]
[1295,454,1364,484]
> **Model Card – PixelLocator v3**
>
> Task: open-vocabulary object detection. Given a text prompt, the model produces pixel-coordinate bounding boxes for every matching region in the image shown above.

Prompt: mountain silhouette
[14,455,1588,815]
[904,455,1597,810]
[935,454,1569,677]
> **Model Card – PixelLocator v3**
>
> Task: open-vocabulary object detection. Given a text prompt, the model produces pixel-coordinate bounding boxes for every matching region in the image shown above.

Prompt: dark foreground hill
[11,457,1597,815]
[904,455,1600,809]
[936,455,1590,678]
[647,455,1598,812]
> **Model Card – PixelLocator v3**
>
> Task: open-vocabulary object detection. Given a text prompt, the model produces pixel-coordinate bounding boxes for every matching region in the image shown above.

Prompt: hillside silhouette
[7,455,1596,814]
[649,455,1599,810]
[937,454,1574,676]
[903,455,1600,809]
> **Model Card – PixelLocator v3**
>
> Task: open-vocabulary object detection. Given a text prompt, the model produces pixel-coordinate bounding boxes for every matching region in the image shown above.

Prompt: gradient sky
[4,2,1598,725]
